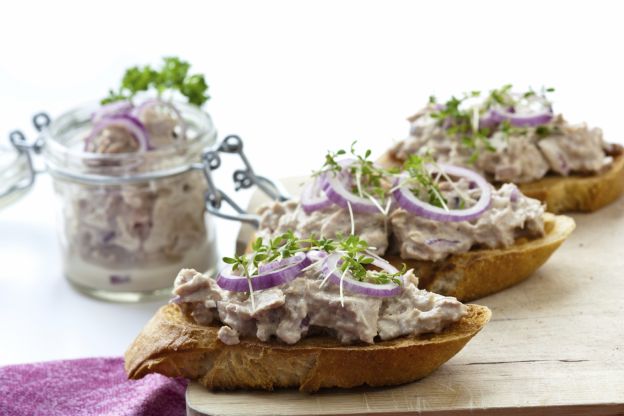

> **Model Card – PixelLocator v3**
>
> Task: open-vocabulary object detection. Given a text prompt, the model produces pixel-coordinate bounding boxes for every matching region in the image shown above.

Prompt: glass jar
[0,142,32,209]
[38,101,218,302]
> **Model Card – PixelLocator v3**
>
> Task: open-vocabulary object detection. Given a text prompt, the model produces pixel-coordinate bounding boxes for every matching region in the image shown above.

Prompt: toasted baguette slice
[379,145,624,214]
[125,303,490,392]
[385,213,575,301]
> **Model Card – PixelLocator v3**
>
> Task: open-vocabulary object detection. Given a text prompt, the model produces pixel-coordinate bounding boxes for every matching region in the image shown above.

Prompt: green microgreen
[427,84,557,161]
[314,141,391,212]
[401,154,448,209]
[335,235,405,287]
[222,231,405,307]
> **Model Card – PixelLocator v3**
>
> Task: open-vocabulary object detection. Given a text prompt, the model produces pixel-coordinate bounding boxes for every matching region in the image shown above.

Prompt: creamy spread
[257,181,545,262]
[390,183,544,261]
[58,103,211,292]
[258,201,389,254]
[173,267,467,345]
[393,112,613,183]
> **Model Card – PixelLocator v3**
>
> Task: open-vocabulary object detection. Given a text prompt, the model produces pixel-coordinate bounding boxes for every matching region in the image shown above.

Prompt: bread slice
[385,213,575,301]
[379,145,624,214]
[517,146,624,213]
[125,303,491,392]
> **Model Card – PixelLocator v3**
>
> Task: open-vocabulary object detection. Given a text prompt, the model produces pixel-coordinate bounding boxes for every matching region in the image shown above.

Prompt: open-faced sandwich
[382,85,624,213]
[256,144,575,301]
[125,234,491,392]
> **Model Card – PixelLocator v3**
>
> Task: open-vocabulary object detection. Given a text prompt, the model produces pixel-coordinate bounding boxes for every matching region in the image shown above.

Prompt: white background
[1,0,623,365]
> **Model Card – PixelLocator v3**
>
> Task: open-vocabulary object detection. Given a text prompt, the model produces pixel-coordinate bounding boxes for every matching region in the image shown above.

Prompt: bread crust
[125,303,490,392]
[385,213,574,301]
[379,145,624,213]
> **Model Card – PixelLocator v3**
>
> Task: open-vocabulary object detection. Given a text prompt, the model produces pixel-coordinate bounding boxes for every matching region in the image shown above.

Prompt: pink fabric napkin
[0,357,187,416]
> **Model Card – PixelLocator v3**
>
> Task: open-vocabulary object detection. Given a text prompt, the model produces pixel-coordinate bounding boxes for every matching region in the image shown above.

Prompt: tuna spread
[173,267,467,345]
[392,89,613,184]
[258,201,389,254]
[390,183,544,261]
[257,180,544,262]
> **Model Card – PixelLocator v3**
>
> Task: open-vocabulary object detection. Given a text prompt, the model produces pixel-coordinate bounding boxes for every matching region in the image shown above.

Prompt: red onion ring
[92,101,134,123]
[322,164,382,214]
[301,175,333,214]
[133,98,187,141]
[306,250,328,263]
[478,110,501,129]
[216,252,310,292]
[393,164,491,222]
[489,108,553,127]
[85,114,151,152]
[321,253,403,297]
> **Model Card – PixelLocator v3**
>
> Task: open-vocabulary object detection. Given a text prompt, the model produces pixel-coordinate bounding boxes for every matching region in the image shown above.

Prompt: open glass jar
[8,102,220,302]
[5,102,289,302]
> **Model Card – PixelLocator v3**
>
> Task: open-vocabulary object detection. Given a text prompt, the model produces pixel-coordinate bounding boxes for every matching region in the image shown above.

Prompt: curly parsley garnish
[101,57,210,106]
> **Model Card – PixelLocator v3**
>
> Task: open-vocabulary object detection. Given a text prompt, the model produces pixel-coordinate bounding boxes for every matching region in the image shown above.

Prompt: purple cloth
[0,357,187,416]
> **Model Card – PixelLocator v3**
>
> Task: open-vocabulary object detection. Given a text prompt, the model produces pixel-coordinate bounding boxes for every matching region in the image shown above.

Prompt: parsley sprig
[101,57,210,106]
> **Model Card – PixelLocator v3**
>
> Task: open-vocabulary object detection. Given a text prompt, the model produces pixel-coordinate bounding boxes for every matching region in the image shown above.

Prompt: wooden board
[187,178,624,415]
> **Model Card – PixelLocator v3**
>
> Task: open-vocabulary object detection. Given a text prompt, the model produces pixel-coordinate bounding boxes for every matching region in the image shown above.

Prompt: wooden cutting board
[187,178,624,416]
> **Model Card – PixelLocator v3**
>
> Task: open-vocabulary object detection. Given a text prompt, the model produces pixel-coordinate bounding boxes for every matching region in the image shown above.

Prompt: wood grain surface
[187,178,624,416]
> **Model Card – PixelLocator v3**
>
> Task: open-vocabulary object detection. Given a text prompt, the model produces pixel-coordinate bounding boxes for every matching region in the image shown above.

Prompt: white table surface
[2,0,624,367]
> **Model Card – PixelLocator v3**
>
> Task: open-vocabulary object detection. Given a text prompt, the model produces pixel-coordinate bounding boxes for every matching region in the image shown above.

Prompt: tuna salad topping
[392,85,613,183]
[171,232,466,346]
[258,146,545,262]
[390,182,544,261]
[218,233,407,308]
[173,262,466,345]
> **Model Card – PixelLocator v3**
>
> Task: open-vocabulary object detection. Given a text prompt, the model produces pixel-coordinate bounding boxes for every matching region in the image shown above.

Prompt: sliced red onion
[92,101,133,123]
[85,114,151,152]
[109,274,131,285]
[489,107,553,127]
[301,175,333,214]
[217,252,310,292]
[133,98,187,141]
[478,110,500,129]
[169,295,182,304]
[306,250,328,263]
[509,185,520,203]
[393,164,492,222]
[321,253,403,297]
[322,164,381,214]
